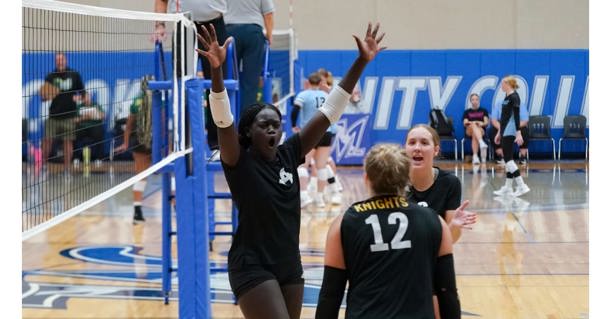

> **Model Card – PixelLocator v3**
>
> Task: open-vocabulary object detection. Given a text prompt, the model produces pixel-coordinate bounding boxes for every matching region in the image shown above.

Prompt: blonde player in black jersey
[316,144,460,319]
[405,124,477,242]
[197,22,386,319]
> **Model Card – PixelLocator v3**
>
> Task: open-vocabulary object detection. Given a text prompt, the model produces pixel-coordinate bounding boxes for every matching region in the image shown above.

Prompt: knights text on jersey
[340,195,442,319]
[222,134,305,267]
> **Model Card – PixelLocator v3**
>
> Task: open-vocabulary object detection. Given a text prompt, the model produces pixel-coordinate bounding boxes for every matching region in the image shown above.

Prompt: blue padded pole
[175,79,210,318]
[174,156,196,319]
[161,172,172,304]
[152,90,163,164]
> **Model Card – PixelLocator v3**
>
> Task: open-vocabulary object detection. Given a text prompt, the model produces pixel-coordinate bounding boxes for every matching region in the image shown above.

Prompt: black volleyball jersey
[406,168,461,219]
[340,195,442,319]
[222,133,304,267]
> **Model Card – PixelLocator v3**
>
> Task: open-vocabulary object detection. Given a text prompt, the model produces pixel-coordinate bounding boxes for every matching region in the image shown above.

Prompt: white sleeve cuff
[209,89,234,128]
[319,86,351,124]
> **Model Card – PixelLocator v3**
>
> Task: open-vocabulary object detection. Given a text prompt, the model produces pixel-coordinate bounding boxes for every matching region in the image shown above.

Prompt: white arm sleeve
[318,86,351,124]
[209,89,234,128]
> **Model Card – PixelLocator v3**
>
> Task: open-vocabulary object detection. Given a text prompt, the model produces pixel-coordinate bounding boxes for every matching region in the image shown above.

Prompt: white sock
[504,178,513,188]
[515,176,526,187]
[479,139,488,147]
[309,177,318,192]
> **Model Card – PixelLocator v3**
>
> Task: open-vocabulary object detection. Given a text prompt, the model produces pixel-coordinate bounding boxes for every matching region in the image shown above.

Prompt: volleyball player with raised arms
[315,144,461,319]
[196,22,385,319]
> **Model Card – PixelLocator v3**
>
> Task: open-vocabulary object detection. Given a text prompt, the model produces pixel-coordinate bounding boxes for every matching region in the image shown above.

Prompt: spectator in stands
[463,93,489,164]
[154,0,228,150]
[225,0,275,114]
[75,91,105,164]
[40,52,84,171]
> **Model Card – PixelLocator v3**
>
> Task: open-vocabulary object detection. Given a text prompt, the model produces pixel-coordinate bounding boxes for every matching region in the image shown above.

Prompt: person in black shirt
[315,143,460,319]
[40,52,84,171]
[405,124,477,243]
[493,76,530,197]
[196,22,386,318]
[462,93,489,164]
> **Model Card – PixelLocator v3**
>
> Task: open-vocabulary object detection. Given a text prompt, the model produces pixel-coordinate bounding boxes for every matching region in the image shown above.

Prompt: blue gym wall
[297,49,589,164]
[22,50,589,164]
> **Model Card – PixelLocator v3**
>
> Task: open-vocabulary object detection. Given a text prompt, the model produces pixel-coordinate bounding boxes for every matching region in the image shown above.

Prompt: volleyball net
[21,0,194,239]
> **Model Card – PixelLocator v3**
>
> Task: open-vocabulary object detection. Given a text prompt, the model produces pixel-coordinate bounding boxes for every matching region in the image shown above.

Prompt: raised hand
[353,22,387,62]
[451,200,478,230]
[195,24,233,69]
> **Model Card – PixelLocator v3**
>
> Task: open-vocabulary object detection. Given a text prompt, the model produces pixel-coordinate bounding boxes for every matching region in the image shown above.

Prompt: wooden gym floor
[22,161,589,318]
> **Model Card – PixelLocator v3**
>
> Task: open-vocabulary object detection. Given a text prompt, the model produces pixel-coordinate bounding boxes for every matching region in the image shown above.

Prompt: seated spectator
[463,93,489,164]
[75,91,105,163]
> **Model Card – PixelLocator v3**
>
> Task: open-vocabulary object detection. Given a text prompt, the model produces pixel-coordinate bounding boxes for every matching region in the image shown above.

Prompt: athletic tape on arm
[209,89,234,128]
[319,86,351,124]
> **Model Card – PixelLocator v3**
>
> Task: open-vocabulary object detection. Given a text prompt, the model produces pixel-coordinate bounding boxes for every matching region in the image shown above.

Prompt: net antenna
[263,28,297,114]
[21,0,194,241]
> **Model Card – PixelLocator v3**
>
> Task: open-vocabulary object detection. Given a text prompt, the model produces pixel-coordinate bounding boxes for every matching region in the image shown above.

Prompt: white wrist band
[319,86,351,124]
[209,88,234,128]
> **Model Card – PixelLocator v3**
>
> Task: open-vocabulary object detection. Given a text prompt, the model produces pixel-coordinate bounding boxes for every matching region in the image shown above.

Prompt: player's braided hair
[238,103,282,148]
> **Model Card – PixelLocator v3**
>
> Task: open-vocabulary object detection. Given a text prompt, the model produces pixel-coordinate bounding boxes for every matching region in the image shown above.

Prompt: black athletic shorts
[228,261,304,300]
[315,132,335,148]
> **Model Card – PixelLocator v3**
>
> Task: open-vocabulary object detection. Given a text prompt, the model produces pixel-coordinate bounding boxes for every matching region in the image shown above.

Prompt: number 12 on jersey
[364,213,412,252]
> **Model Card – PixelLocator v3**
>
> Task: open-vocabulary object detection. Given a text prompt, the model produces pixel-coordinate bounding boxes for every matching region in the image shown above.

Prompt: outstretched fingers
[457,200,471,212]
[371,22,380,39]
[365,22,372,38]
[208,23,217,42]
[199,25,212,43]
[376,32,386,44]
[196,33,210,50]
